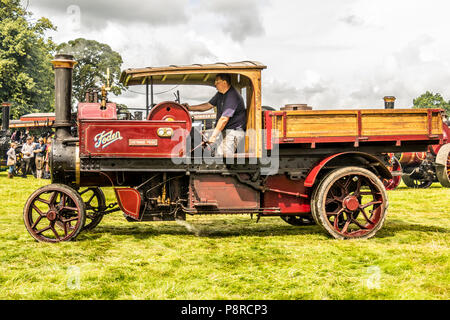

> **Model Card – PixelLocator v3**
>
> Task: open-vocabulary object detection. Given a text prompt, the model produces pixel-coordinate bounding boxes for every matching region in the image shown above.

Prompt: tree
[413,91,450,116]
[56,38,124,106]
[0,0,56,118]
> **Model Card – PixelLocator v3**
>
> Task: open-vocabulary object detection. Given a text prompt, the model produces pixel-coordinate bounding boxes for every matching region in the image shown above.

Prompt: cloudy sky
[25,0,450,110]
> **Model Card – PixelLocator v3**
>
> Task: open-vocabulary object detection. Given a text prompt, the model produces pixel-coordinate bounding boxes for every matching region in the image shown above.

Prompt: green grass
[0,171,448,299]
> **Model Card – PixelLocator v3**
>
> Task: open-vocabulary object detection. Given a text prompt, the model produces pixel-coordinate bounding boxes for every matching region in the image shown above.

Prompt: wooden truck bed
[264,108,445,149]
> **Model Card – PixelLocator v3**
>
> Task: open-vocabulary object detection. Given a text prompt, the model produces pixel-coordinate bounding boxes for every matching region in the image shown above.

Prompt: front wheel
[23,184,86,242]
[312,167,388,239]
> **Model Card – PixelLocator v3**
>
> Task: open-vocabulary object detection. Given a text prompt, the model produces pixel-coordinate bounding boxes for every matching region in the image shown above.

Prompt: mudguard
[304,151,392,187]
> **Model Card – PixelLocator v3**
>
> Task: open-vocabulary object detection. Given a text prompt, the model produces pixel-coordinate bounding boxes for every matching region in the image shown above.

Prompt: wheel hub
[47,210,57,221]
[343,196,359,211]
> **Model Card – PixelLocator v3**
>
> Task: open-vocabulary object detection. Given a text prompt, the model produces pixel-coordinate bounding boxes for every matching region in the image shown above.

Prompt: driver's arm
[183,102,214,112]
[208,116,229,143]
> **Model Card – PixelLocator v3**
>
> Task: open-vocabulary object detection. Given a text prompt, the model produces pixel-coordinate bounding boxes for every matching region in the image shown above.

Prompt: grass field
[0,171,448,300]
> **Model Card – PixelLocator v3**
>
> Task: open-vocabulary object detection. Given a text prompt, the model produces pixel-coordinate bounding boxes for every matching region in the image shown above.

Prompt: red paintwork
[264,111,273,150]
[79,120,188,158]
[147,101,192,132]
[114,188,142,220]
[189,175,259,209]
[77,103,117,120]
[304,151,391,187]
[263,175,310,214]
[343,196,359,211]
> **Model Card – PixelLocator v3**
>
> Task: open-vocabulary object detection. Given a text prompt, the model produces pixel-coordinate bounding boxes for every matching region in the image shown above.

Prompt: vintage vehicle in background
[382,118,449,189]
[22,54,449,242]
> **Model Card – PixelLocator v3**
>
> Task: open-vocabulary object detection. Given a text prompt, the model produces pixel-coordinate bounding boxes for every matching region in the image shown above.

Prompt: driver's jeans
[216,129,245,157]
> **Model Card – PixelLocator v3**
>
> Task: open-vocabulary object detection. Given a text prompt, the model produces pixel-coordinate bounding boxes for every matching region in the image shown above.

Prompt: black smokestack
[383,96,396,109]
[51,54,77,140]
[1,102,11,131]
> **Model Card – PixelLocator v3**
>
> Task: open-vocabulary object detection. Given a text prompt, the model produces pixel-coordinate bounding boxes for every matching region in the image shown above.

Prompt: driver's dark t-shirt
[209,86,246,131]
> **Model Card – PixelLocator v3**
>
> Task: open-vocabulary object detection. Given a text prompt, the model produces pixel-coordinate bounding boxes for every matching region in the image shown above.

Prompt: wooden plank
[269,109,444,141]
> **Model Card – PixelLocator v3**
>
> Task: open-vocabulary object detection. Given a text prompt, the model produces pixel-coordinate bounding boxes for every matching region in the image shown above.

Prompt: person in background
[6,142,17,179]
[43,136,52,179]
[33,137,46,179]
[20,137,34,178]
[30,136,38,177]
[10,130,17,142]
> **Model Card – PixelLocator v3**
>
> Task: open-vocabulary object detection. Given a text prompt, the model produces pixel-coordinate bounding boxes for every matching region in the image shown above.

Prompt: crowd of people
[6,132,53,179]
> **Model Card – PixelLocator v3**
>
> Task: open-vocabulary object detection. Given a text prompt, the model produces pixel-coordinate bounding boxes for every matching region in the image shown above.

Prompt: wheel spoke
[341,219,351,234]
[359,207,375,225]
[31,216,43,229]
[361,200,382,209]
[50,225,61,240]
[327,207,344,216]
[35,225,52,235]
[61,217,79,223]
[62,221,69,236]
[49,191,58,205]
[31,204,46,217]
[35,197,50,205]
[79,188,89,195]
[353,178,362,195]
[86,193,96,205]
[343,176,353,190]
[335,180,347,192]
[351,218,368,229]
[62,206,78,212]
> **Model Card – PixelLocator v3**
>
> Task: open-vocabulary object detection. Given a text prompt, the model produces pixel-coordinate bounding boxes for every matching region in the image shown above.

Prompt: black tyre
[313,167,388,239]
[402,174,433,189]
[280,215,315,226]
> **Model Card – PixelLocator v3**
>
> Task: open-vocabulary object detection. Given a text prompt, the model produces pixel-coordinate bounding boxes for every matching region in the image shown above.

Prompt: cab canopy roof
[119,61,266,87]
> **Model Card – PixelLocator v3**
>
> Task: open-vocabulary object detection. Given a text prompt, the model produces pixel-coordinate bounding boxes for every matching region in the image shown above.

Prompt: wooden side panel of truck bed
[265,108,444,148]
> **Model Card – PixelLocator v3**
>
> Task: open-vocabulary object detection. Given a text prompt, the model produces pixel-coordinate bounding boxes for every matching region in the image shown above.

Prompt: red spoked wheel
[312,167,388,239]
[23,184,86,242]
[383,156,402,190]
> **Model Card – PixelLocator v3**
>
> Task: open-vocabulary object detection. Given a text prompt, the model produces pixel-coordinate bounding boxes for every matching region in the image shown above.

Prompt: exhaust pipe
[383,96,396,109]
[51,54,77,140]
[1,102,11,131]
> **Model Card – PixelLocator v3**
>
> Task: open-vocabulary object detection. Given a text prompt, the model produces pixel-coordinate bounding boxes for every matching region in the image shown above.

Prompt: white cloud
[26,0,450,110]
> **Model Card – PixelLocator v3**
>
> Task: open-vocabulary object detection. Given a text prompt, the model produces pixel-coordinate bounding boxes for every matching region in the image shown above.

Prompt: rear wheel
[280,216,315,226]
[313,167,388,239]
[78,187,106,231]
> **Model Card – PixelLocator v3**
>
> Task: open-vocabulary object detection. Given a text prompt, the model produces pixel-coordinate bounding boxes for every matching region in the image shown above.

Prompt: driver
[183,73,246,156]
